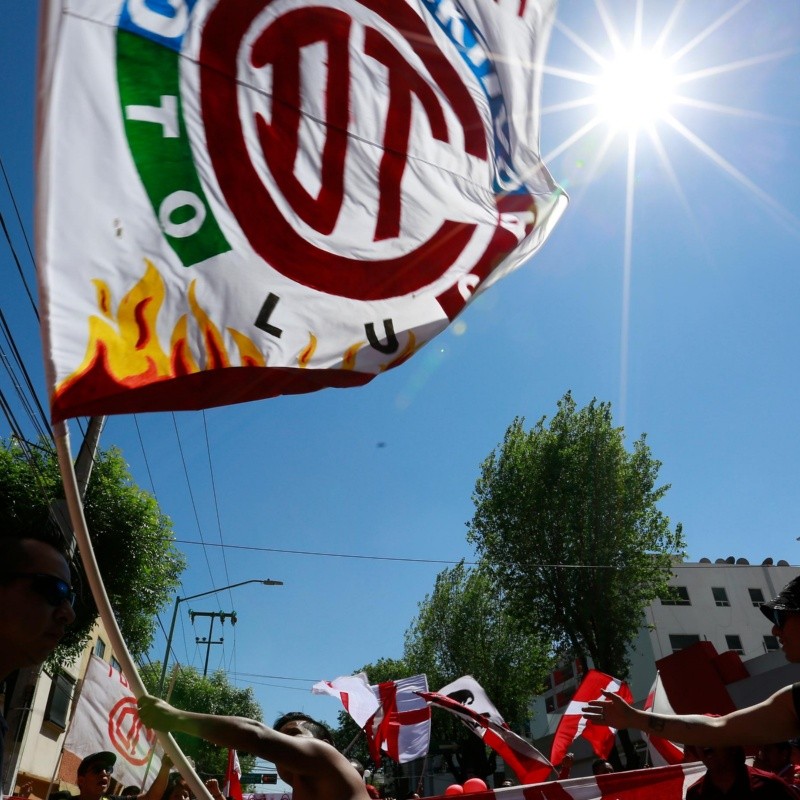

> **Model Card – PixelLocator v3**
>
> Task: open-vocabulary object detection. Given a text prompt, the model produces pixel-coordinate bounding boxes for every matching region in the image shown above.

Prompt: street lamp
[157,578,283,696]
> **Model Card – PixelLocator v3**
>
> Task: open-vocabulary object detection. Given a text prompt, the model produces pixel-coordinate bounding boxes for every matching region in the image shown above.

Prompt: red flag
[550,670,633,767]
[642,674,684,766]
[420,691,553,785]
[224,749,243,800]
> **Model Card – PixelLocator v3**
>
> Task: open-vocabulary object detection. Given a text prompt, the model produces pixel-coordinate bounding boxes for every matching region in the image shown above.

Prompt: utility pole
[190,610,237,677]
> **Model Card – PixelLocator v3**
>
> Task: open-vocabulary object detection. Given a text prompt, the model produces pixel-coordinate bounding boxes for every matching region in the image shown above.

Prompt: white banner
[64,656,163,787]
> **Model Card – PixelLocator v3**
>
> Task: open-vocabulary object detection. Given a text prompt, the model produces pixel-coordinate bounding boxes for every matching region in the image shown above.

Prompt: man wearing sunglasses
[583,575,800,748]
[74,751,174,800]
[1,532,77,787]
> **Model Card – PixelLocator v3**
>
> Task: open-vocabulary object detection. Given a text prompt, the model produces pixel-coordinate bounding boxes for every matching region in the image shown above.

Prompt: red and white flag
[550,670,633,767]
[37,1,566,421]
[421,691,553,785]
[369,675,431,764]
[63,655,163,786]
[313,673,430,763]
[423,762,706,800]
[437,675,505,727]
[642,673,684,766]
[311,672,381,727]
[224,749,243,800]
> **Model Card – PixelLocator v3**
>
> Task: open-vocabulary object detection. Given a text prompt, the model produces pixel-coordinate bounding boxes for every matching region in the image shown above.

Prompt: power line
[173,539,620,568]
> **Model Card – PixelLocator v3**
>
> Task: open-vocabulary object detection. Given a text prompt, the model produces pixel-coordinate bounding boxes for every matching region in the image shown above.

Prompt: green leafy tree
[404,561,551,783]
[0,437,185,663]
[404,560,550,726]
[141,663,261,780]
[467,392,685,766]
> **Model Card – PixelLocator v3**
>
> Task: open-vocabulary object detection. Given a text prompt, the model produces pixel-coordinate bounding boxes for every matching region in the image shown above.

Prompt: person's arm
[582,685,800,746]
[139,755,173,800]
[137,696,338,779]
[205,779,225,800]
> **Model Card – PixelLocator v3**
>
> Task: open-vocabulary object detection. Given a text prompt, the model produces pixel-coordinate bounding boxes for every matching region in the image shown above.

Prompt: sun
[593,48,676,133]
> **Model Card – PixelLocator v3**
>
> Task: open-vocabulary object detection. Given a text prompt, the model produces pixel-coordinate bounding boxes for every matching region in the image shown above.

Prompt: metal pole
[202,615,216,678]
[157,579,283,696]
[158,594,182,697]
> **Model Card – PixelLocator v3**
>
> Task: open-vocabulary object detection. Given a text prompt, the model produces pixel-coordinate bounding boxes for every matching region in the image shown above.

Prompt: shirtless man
[137,697,369,800]
[583,575,800,746]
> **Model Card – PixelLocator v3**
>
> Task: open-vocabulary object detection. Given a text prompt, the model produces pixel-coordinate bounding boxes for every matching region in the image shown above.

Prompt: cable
[173,539,620,568]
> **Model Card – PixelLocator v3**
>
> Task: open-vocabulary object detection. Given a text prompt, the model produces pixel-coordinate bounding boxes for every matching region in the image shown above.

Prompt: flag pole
[53,421,212,800]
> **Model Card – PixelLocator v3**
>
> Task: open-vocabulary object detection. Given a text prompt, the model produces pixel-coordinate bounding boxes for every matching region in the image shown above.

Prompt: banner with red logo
[37,0,566,422]
[63,656,163,787]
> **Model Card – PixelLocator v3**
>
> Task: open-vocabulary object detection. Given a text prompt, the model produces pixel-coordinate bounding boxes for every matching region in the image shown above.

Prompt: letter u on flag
[37,0,566,421]
[550,669,633,767]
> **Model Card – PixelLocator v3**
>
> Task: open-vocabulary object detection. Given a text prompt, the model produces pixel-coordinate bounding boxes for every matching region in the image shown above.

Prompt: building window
[712,587,730,607]
[764,635,780,652]
[669,634,700,653]
[749,588,765,607]
[555,689,574,709]
[44,671,75,730]
[725,634,744,655]
[111,657,122,674]
[661,586,691,606]
[545,696,555,714]
[94,637,106,659]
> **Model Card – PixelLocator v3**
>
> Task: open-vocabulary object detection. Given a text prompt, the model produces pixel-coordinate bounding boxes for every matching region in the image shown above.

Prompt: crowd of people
[5,528,800,799]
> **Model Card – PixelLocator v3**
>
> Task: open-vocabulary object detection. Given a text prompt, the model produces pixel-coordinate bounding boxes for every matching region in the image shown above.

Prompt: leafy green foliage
[141,663,261,780]
[404,560,550,727]
[0,437,185,663]
[467,392,685,679]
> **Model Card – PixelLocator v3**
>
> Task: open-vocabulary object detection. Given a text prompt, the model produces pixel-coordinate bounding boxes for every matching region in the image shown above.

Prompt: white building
[530,557,799,759]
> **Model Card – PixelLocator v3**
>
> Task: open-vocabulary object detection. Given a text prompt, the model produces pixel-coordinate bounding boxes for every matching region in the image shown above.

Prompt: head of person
[591,759,614,775]
[0,531,76,677]
[273,711,334,745]
[686,744,746,775]
[121,787,141,797]
[761,576,800,661]
[77,752,117,800]
[758,742,793,773]
[161,772,189,800]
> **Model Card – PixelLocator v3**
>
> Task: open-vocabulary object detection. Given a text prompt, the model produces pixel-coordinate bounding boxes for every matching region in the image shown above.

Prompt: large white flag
[314,672,430,763]
[64,656,163,787]
[311,672,381,726]
[37,0,566,422]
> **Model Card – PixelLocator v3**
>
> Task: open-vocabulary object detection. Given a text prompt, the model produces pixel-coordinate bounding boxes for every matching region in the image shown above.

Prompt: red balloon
[462,778,488,794]
[444,785,464,796]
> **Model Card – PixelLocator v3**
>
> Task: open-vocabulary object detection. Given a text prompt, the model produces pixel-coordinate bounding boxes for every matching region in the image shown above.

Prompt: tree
[404,560,551,728]
[141,663,261,780]
[403,561,551,783]
[467,393,685,767]
[0,437,186,663]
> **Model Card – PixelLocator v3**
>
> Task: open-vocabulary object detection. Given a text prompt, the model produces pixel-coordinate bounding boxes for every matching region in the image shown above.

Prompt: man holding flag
[138,696,368,800]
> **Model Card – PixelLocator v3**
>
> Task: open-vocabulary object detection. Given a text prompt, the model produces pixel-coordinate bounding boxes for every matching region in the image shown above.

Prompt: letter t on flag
[550,670,633,766]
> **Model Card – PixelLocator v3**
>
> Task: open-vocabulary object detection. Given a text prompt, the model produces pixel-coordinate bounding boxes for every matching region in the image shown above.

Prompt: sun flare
[594,49,676,133]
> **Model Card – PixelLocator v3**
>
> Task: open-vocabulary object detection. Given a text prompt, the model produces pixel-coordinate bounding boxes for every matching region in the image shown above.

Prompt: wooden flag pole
[53,421,212,800]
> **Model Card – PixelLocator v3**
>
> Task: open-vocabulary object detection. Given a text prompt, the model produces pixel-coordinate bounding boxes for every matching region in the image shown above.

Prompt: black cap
[760,576,800,624]
[78,752,117,776]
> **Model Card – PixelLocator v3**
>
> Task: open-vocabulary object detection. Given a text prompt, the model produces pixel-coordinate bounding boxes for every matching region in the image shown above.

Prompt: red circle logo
[199,0,489,300]
[108,696,157,766]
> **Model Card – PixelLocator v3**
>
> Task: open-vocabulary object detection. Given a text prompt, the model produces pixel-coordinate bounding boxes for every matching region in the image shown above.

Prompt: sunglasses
[2,572,76,608]
[88,765,114,776]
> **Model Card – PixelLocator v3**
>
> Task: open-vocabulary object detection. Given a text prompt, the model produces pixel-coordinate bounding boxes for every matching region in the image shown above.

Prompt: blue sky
[2,0,800,749]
